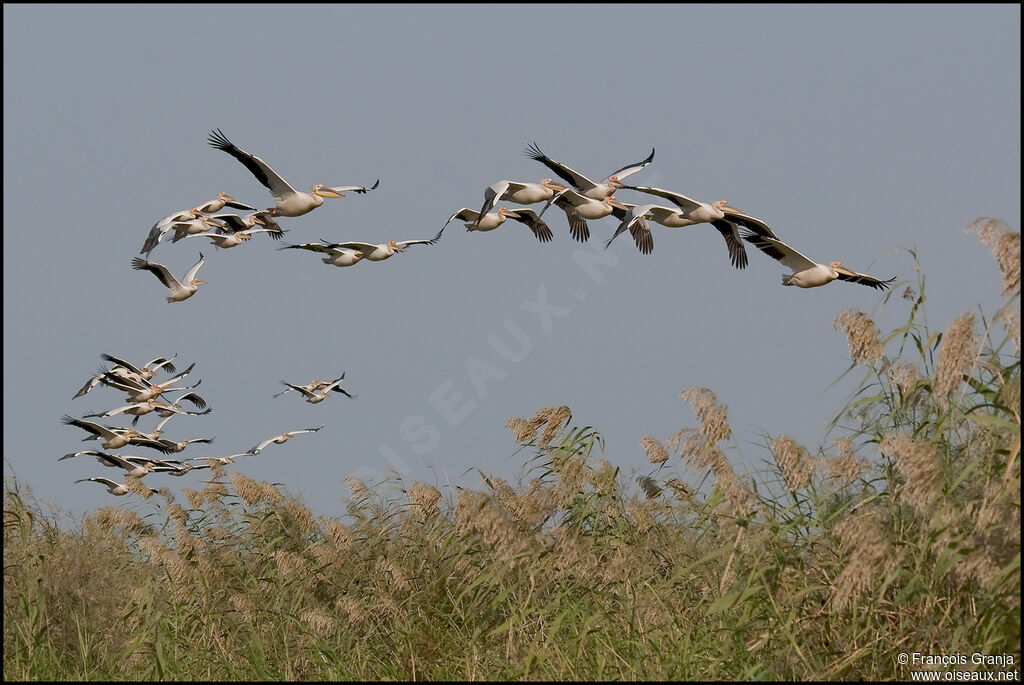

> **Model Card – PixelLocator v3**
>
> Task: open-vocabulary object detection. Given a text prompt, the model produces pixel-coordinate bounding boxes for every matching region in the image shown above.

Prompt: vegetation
[4,219,1019,680]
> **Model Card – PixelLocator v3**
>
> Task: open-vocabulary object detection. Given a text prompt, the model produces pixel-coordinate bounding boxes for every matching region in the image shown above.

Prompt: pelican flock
[63,129,899,498]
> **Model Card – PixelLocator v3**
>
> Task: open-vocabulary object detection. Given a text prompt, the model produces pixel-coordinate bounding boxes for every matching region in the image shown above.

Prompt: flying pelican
[131,253,207,303]
[183,227,283,249]
[61,416,175,453]
[170,215,229,243]
[474,179,568,225]
[277,241,366,267]
[60,451,160,478]
[142,208,203,255]
[152,436,216,454]
[525,142,655,200]
[537,190,631,242]
[74,354,177,399]
[274,374,345,398]
[98,363,197,403]
[208,129,379,217]
[739,229,896,290]
[247,425,326,456]
[212,211,284,238]
[75,477,157,496]
[193,192,257,214]
[84,390,210,426]
[319,227,445,262]
[608,185,778,266]
[279,377,355,403]
[443,207,553,243]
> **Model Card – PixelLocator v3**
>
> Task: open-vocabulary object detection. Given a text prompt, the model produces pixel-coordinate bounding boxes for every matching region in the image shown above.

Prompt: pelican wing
[60,450,111,461]
[323,378,356,398]
[445,208,480,227]
[222,199,258,211]
[182,254,206,284]
[604,204,654,254]
[212,213,249,233]
[622,185,704,214]
[721,208,778,240]
[61,416,122,441]
[208,129,299,202]
[834,266,897,290]
[99,354,144,378]
[478,181,512,220]
[145,356,177,374]
[132,257,183,291]
[396,227,445,248]
[324,179,380,194]
[739,231,818,272]
[329,241,380,253]
[508,208,554,243]
[282,382,318,400]
[601,148,655,184]
[279,241,335,255]
[524,142,599,193]
[709,220,749,269]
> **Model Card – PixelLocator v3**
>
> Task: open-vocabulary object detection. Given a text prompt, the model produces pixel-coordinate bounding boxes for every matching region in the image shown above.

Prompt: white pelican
[274,374,345,398]
[443,206,553,242]
[75,477,157,496]
[279,377,355,403]
[247,425,326,456]
[131,253,207,303]
[278,241,366,267]
[74,354,177,399]
[170,215,229,243]
[537,190,631,242]
[60,450,159,478]
[525,142,655,200]
[142,208,203,255]
[193,192,257,215]
[739,229,896,290]
[213,211,284,238]
[320,227,445,262]
[84,391,210,426]
[61,416,175,453]
[153,436,216,453]
[184,227,283,249]
[98,363,197,403]
[208,129,379,217]
[474,179,568,225]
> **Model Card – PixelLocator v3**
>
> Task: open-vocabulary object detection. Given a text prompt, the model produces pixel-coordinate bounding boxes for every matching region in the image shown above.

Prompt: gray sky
[4,4,1020,521]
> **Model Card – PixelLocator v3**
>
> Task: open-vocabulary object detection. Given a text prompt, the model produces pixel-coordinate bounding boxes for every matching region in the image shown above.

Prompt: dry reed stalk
[639,436,669,464]
[345,477,370,502]
[833,310,885,366]
[771,435,814,492]
[831,511,898,611]
[679,387,733,444]
[828,438,868,487]
[879,433,944,515]
[932,312,981,409]
[965,218,1020,298]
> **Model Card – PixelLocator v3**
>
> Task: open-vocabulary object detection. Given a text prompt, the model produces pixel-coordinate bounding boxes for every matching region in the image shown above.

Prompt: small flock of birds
[129,129,895,304]
[62,353,348,496]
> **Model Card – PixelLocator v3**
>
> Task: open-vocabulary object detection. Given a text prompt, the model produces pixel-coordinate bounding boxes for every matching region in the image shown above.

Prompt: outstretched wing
[601,148,655,184]
[524,142,599,193]
[208,129,298,202]
[131,257,182,290]
[834,266,897,290]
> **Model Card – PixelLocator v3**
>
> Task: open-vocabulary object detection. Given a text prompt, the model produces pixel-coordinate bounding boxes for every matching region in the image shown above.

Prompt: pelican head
[389,240,405,253]
[219,192,235,202]
[607,196,629,211]
[192,279,207,286]
[830,261,843,270]
[499,206,521,219]
[312,184,343,198]
[715,200,729,210]
[608,176,625,189]
[543,179,567,191]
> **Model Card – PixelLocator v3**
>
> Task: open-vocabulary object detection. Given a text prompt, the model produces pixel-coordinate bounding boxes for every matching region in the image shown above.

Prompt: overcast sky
[4,4,1020,522]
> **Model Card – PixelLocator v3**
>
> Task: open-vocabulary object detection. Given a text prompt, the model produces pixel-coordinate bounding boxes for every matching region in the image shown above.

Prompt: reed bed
[5,221,1019,680]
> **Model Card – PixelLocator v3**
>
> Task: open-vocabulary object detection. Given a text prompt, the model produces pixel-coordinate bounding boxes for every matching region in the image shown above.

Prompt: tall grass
[5,220,1019,680]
